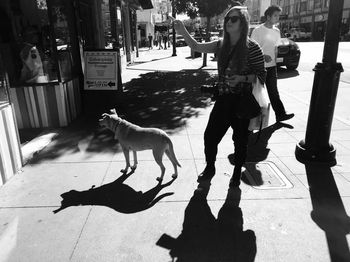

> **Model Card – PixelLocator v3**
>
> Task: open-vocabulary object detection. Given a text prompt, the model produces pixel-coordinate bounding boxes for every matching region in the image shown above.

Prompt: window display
[0,0,80,86]
[13,0,58,84]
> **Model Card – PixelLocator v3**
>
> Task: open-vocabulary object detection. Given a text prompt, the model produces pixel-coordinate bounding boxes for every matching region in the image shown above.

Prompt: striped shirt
[218,38,266,85]
[246,38,266,84]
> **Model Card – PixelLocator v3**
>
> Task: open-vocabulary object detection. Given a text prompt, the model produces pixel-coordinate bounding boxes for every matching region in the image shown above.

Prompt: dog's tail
[166,138,181,167]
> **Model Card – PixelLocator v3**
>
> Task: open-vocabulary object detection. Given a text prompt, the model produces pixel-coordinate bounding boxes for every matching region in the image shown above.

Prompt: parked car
[287,27,311,41]
[276,38,301,70]
[249,24,301,70]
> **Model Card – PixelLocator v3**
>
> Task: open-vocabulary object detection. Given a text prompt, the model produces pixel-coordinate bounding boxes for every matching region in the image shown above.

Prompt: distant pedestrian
[157,32,163,49]
[148,33,153,49]
[251,5,294,122]
[163,33,168,49]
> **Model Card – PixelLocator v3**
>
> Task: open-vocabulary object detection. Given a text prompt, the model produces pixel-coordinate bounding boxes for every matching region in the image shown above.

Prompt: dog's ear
[99,113,110,122]
[101,113,110,118]
[110,108,117,114]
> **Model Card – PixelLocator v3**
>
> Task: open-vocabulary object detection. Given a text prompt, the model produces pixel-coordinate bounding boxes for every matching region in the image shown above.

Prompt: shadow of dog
[53,171,175,214]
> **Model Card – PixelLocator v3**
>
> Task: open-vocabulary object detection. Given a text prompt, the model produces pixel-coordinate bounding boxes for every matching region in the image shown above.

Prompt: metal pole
[172,0,177,56]
[295,0,344,166]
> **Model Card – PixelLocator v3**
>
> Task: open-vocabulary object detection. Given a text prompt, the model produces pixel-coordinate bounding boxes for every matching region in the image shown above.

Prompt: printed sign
[84,51,119,90]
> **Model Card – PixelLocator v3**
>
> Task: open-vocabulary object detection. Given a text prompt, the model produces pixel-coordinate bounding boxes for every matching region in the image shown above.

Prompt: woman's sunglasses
[224,16,241,24]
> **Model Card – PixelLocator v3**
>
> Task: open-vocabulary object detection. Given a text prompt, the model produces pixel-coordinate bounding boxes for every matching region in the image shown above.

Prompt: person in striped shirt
[172,5,266,187]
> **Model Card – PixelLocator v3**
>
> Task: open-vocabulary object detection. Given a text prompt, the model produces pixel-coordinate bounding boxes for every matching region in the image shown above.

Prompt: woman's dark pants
[204,95,250,169]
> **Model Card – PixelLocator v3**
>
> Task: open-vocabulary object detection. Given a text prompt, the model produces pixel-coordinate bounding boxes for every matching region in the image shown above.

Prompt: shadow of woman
[157,183,256,261]
[53,171,175,214]
[229,122,293,186]
[217,188,256,262]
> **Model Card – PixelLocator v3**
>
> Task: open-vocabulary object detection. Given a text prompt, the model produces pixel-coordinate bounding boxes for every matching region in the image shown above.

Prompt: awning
[124,0,153,9]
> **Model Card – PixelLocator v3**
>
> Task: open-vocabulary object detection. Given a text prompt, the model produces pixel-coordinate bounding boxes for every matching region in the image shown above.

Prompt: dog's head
[99,108,120,130]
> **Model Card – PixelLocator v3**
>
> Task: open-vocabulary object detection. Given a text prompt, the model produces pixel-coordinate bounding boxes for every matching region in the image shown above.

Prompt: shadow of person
[228,122,293,186]
[304,164,350,262]
[217,188,256,262]
[157,183,257,261]
[53,171,175,214]
[166,181,219,261]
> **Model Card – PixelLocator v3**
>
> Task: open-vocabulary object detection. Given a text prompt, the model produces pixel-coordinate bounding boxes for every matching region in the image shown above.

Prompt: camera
[200,83,220,99]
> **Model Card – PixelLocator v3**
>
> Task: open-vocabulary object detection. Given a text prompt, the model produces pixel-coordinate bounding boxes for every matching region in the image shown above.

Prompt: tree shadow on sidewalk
[30,69,215,164]
[304,165,350,261]
[228,122,294,186]
[118,70,215,131]
[53,171,175,214]
[157,182,256,261]
[28,118,120,164]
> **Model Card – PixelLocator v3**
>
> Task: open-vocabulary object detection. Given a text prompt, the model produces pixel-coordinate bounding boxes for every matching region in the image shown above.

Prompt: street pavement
[0,45,350,261]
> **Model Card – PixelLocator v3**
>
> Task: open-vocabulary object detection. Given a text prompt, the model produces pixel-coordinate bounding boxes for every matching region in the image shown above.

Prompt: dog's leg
[131,151,138,170]
[153,150,166,182]
[121,146,130,173]
[165,150,178,179]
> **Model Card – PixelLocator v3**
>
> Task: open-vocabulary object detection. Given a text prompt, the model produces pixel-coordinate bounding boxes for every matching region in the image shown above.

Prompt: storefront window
[50,0,81,81]
[0,0,59,85]
[0,0,81,86]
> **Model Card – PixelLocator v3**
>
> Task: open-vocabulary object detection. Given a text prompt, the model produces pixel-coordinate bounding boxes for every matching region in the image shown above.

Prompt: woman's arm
[172,19,218,54]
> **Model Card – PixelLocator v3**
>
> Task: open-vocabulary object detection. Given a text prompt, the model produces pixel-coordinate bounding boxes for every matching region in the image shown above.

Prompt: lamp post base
[295,140,337,166]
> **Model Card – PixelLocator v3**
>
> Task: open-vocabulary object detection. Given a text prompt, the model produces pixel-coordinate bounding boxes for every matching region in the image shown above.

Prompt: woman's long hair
[218,6,250,77]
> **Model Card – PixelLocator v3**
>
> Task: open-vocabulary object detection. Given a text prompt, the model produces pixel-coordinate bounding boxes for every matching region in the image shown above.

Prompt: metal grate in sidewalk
[243,161,293,190]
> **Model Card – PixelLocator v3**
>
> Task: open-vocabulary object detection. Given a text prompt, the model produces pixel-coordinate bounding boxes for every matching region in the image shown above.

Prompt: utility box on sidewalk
[191,49,201,58]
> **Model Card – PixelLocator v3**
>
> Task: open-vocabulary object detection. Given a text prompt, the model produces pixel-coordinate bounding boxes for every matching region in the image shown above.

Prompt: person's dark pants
[204,95,250,168]
[265,66,286,118]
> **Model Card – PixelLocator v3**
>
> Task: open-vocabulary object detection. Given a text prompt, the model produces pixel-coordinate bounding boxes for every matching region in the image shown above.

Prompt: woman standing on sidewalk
[172,6,266,187]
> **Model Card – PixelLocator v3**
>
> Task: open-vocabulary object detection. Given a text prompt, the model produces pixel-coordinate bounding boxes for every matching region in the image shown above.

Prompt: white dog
[99,109,181,182]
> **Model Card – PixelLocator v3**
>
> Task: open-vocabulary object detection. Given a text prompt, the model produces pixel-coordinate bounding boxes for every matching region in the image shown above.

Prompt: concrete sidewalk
[0,47,349,262]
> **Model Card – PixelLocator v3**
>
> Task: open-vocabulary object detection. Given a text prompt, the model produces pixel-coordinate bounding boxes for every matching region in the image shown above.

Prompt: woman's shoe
[197,166,215,182]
